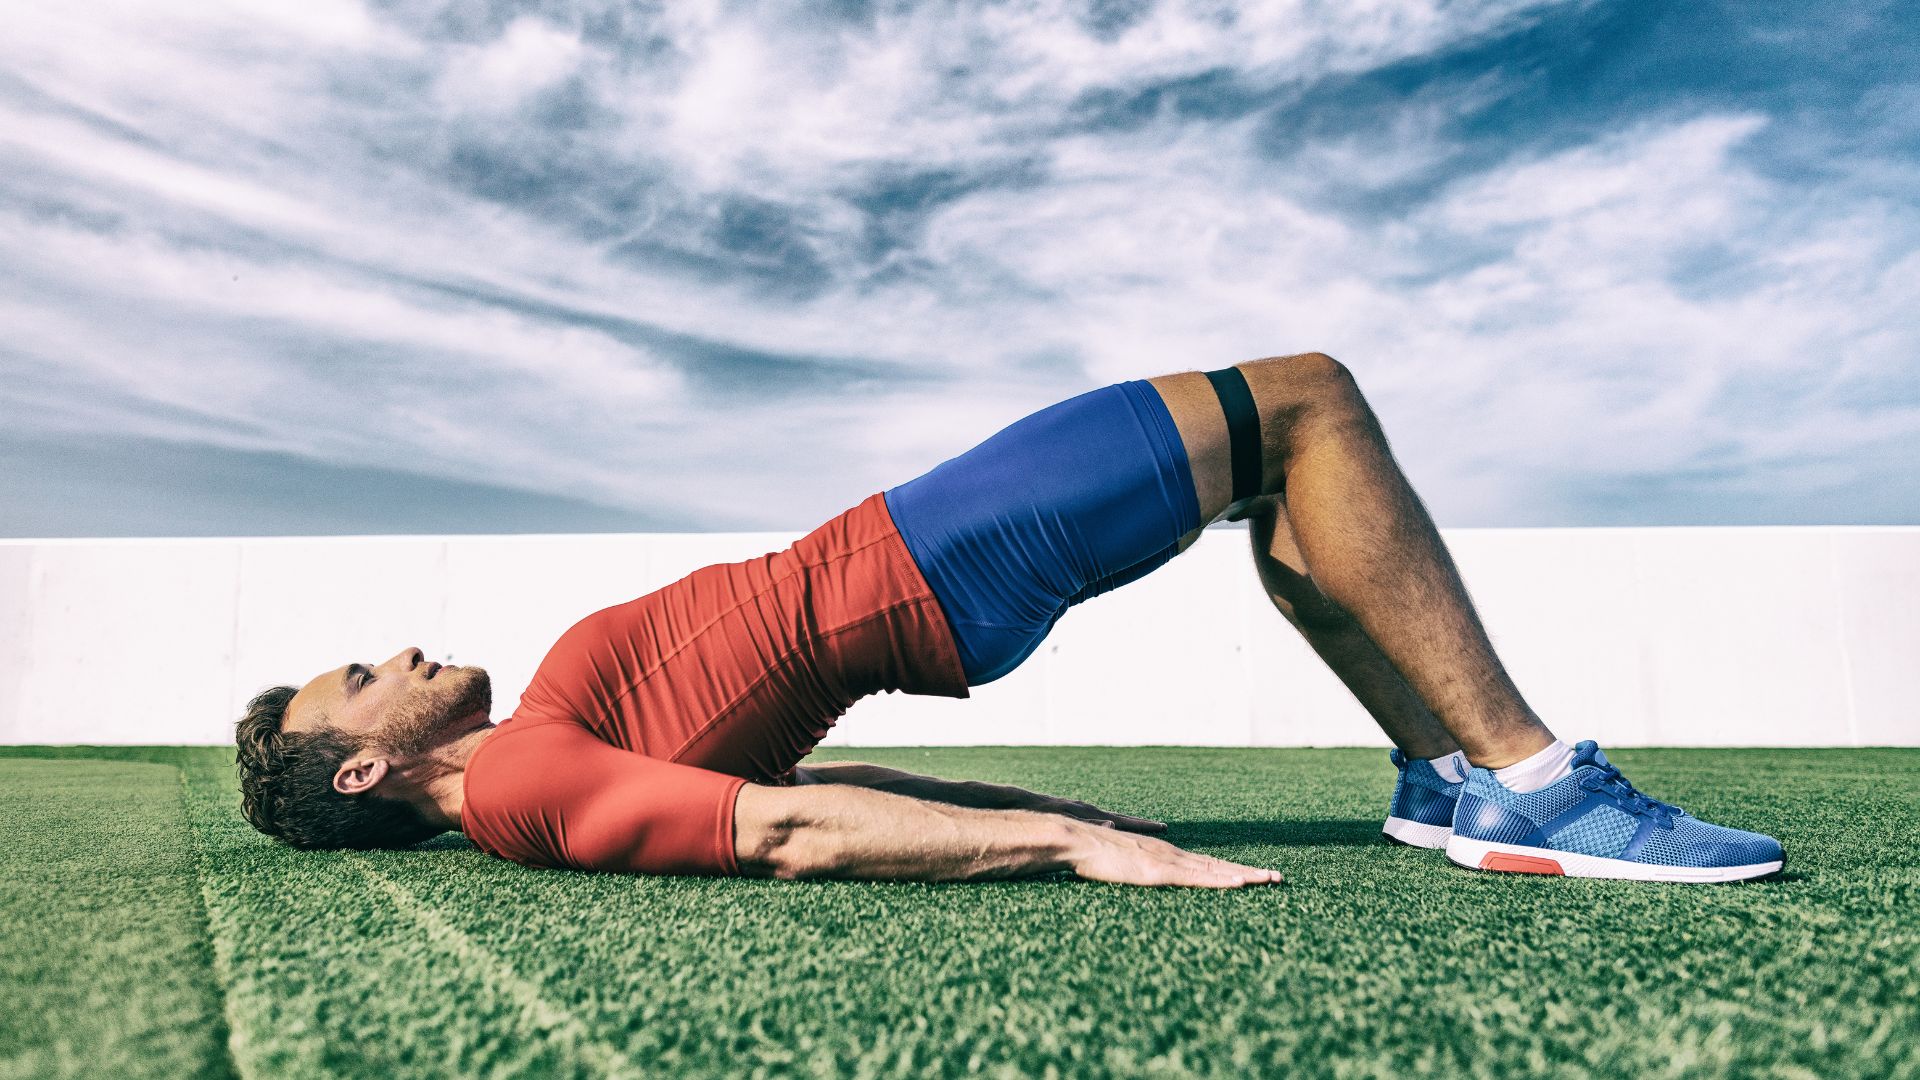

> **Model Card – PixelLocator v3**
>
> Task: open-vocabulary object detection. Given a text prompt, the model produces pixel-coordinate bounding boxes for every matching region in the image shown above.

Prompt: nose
[390,646,424,670]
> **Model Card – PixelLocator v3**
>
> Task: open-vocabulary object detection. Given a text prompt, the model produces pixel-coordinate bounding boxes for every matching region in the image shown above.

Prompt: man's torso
[459,491,968,875]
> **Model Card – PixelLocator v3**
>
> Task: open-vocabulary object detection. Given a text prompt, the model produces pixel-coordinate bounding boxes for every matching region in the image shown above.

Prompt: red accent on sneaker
[1480,852,1565,875]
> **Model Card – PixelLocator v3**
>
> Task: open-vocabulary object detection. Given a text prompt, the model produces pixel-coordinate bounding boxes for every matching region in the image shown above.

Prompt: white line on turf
[176,767,256,1079]
[349,857,639,1077]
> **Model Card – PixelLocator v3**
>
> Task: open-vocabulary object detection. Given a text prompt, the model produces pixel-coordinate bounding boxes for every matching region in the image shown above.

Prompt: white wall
[2,526,1915,748]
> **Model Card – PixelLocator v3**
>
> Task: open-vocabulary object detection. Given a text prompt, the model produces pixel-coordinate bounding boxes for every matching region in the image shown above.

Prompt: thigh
[1147,353,1352,526]
[1147,371,1237,525]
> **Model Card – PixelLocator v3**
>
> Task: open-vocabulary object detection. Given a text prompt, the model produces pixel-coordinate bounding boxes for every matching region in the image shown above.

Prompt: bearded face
[363,663,493,762]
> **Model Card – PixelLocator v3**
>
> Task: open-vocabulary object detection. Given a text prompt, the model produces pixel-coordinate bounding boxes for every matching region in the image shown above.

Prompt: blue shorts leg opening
[883,379,1201,685]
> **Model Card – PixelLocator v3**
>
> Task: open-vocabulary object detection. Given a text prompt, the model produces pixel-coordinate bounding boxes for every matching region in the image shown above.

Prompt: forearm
[734,782,1283,889]
[735,782,1083,882]
[795,762,1024,810]
[796,762,1170,834]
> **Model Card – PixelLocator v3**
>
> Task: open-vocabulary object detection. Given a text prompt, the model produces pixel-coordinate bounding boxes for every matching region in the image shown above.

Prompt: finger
[1216,861,1282,883]
[1083,804,1164,828]
[1098,819,1116,828]
[1222,860,1282,881]
[1166,854,1248,887]
[1163,856,1272,888]
[1064,800,1161,831]
[1191,869,1255,888]
[1205,857,1282,883]
[1191,853,1284,885]
[1148,849,1284,887]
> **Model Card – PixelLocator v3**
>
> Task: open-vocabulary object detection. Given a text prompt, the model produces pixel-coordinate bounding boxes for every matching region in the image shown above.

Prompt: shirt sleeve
[462,722,749,876]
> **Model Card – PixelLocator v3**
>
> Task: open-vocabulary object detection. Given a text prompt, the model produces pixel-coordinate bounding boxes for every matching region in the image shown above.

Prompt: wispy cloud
[1,0,1914,535]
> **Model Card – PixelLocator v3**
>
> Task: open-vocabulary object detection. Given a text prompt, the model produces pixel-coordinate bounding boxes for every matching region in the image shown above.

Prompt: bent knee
[1244,351,1354,390]
[1237,352,1366,434]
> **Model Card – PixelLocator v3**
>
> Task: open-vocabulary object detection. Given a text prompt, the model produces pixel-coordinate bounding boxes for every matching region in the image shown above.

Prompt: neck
[399,722,496,833]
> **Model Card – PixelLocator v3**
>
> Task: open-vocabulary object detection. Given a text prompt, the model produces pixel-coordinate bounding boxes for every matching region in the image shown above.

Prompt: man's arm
[791,761,1168,833]
[733,782,1281,888]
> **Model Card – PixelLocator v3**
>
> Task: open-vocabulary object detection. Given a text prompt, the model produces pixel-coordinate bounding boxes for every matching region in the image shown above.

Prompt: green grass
[2,746,1915,1079]
[0,759,234,1080]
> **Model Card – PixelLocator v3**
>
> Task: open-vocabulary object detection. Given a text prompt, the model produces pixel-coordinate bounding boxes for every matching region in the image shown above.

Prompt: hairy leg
[1234,493,1459,760]
[1149,353,1553,767]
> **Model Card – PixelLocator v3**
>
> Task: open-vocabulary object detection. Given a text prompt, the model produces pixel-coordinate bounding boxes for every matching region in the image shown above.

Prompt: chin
[446,667,493,727]
[412,667,494,742]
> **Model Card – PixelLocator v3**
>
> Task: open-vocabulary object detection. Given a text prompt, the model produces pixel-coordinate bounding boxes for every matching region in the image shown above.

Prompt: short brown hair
[234,685,444,850]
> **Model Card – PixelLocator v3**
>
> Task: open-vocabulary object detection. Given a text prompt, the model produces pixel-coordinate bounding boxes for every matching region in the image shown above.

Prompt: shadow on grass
[1169,818,1382,848]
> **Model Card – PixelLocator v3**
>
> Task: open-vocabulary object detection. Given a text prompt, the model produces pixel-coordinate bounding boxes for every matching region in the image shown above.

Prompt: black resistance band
[1201,366,1263,503]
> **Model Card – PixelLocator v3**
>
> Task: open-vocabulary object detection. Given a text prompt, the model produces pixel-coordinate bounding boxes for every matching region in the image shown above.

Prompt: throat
[418,723,495,831]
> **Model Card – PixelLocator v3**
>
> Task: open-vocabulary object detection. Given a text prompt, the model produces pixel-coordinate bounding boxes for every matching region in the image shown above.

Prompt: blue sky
[2,0,1915,535]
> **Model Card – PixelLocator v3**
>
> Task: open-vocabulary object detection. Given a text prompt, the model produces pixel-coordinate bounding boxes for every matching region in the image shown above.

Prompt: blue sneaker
[1383,748,1462,849]
[1446,741,1784,882]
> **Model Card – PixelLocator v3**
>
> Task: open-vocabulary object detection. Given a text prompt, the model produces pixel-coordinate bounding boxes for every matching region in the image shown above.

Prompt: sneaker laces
[1579,763,1681,826]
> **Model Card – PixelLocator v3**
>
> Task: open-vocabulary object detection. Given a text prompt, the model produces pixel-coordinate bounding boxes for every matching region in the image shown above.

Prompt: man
[237,353,1784,886]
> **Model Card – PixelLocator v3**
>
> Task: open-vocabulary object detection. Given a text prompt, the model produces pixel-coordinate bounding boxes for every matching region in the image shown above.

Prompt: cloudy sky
[2,0,1915,536]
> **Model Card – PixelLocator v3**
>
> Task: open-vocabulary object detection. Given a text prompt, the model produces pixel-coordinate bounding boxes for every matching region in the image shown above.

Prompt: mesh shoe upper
[1387,748,1462,827]
[1453,740,1783,869]
[1634,814,1784,867]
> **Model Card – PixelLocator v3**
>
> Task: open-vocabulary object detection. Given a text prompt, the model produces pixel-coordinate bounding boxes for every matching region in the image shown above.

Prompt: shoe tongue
[1571,739,1608,770]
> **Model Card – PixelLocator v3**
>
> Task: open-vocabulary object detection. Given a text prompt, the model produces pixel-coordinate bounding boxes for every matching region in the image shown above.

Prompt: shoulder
[461,722,593,837]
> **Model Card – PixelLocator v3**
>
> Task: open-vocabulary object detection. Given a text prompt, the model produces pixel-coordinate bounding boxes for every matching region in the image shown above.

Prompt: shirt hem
[874,491,972,699]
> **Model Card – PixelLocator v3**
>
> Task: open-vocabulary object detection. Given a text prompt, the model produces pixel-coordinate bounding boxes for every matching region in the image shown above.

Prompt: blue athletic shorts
[882,380,1202,685]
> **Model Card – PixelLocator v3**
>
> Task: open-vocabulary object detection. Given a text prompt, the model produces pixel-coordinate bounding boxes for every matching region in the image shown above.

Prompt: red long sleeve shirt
[458,492,969,875]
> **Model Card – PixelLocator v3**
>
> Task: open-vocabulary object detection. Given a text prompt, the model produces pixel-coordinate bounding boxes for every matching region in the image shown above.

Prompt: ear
[332,755,390,797]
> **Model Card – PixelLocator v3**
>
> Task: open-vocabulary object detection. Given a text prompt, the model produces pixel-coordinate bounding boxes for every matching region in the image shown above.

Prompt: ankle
[1486,739,1576,793]
[1465,730,1556,771]
[1397,738,1462,762]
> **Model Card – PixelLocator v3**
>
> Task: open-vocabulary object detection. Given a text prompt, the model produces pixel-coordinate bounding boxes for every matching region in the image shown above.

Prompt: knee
[1243,351,1365,422]
[1285,351,1346,377]
[1292,352,1360,394]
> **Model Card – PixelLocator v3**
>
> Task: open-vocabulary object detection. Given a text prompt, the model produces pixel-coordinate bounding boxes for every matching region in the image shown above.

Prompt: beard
[366,665,493,761]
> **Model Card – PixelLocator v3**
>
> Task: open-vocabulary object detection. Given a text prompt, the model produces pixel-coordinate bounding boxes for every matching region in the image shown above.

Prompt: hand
[1016,789,1168,834]
[1065,821,1284,888]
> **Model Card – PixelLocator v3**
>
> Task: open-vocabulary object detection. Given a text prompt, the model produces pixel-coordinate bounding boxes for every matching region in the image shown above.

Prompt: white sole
[1445,835,1783,883]
[1382,817,1451,849]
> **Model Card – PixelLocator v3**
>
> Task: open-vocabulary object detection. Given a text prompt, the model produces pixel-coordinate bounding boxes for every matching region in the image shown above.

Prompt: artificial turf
[0,745,1914,1079]
[0,760,233,1080]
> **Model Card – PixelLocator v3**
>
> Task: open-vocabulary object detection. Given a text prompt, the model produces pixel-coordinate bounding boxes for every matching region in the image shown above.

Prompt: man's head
[235,646,493,850]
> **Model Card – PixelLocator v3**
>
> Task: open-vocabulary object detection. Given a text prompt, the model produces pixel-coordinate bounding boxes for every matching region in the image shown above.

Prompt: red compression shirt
[459,492,968,876]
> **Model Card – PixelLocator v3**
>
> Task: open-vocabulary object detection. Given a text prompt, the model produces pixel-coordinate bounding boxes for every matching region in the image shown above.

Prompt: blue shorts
[883,380,1202,685]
